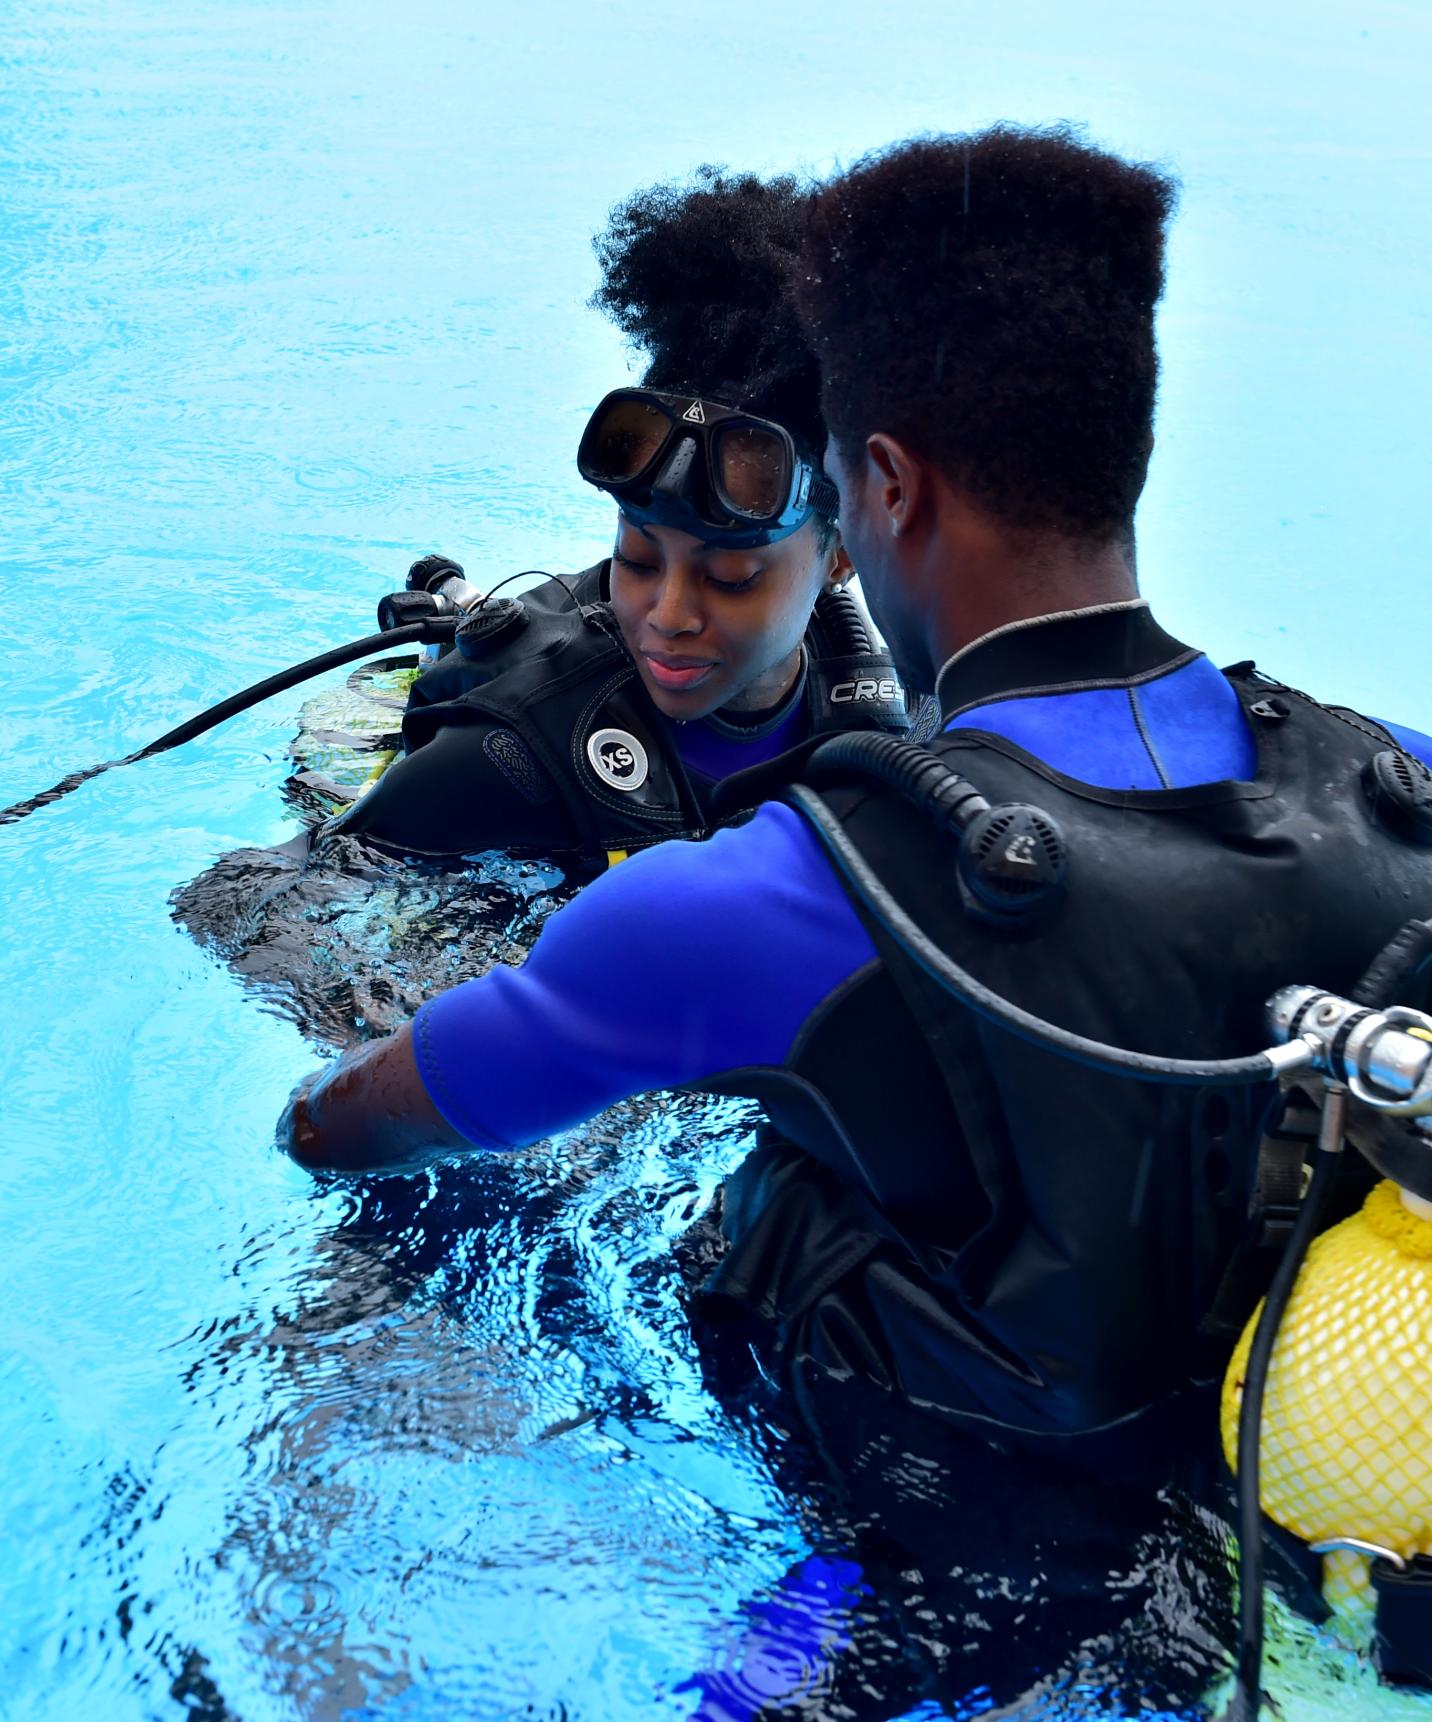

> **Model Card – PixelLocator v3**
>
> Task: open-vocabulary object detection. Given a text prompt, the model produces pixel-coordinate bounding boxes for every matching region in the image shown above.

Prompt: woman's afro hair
[591,166,825,462]
[794,126,1180,539]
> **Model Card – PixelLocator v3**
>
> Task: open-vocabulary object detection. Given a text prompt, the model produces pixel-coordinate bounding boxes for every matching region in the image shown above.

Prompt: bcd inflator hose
[0,619,456,828]
[812,585,874,658]
[803,730,991,836]
[1222,1101,1344,1722]
[787,782,1307,1086]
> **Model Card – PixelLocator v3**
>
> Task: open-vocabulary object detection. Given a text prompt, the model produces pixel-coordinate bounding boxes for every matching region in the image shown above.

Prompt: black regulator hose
[0,620,456,828]
[811,585,874,657]
[787,782,1288,1086]
[803,730,993,836]
[1223,1122,1342,1722]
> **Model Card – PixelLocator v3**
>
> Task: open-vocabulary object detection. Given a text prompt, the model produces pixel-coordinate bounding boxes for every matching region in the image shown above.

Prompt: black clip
[1373,1554,1432,1688]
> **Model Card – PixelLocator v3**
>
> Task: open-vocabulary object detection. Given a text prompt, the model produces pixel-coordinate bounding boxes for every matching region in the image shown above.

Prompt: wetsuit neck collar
[934,599,1197,721]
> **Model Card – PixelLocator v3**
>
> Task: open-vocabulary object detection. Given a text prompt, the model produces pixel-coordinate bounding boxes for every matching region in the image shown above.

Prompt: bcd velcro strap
[1373,1555,1432,1687]
[1253,1100,1320,1216]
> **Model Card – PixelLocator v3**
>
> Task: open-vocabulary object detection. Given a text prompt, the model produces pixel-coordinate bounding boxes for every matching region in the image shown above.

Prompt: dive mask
[577,387,839,549]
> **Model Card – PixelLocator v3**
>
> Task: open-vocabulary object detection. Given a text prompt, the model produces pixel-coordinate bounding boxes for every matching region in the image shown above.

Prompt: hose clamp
[1310,1537,1409,1572]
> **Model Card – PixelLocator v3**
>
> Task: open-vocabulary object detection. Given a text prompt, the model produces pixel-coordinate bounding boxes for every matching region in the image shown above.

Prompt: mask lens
[713,423,790,519]
[580,397,671,484]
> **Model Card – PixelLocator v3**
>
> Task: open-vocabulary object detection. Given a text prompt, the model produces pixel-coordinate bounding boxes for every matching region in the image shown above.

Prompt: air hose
[786,780,1302,1086]
[811,585,874,658]
[1222,1099,1343,1722]
[0,617,457,828]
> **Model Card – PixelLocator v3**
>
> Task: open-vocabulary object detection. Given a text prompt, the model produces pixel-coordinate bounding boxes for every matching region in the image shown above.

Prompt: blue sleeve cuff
[412,995,515,1151]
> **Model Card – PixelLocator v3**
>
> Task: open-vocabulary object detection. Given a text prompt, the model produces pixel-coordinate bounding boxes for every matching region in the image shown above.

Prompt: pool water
[2,2,1430,1717]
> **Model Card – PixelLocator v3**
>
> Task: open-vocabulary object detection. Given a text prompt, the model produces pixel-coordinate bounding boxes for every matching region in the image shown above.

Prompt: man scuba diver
[324,167,912,871]
[278,127,1432,1704]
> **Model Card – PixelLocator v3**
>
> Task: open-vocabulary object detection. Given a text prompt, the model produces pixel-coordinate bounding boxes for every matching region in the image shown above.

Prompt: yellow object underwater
[290,656,420,815]
[1221,1179,1432,1640]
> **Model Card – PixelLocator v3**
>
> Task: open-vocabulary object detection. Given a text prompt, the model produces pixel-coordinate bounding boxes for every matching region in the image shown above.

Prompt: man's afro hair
[795,126,1179,538]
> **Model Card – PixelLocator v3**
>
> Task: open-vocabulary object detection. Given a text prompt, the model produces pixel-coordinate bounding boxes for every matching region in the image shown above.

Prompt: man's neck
[920,503,1140,672]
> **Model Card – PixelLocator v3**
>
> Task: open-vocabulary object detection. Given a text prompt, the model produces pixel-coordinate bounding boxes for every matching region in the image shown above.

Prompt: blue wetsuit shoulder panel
[1133,656,1260,785]
[1374,718,1432,769]
[944,655,1258,790]
[948,686,1168,789]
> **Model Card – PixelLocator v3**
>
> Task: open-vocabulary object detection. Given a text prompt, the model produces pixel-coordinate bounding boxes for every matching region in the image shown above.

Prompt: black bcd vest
[382,562,914,865]
[699,670,1432,1445]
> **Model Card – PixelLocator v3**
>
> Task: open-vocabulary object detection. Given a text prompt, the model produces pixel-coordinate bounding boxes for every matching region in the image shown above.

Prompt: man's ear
[866,433,928,539]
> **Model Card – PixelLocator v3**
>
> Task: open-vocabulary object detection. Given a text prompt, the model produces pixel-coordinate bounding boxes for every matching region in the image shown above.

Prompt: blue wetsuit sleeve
[1374,719,1432,769]
[411,803,878,1149]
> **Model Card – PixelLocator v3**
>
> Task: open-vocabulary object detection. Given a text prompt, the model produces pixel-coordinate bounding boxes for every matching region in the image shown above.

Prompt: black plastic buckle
[1255,1202,1300,1249]
[1373,1554,1432,1687]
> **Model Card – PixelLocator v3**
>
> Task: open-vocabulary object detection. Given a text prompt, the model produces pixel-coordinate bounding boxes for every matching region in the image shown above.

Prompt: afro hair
[592,165,826,463]
[794,126,1179,539]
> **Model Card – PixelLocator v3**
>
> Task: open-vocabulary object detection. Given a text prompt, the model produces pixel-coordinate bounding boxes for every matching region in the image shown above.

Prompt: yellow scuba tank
[1220,1175,1432,1642]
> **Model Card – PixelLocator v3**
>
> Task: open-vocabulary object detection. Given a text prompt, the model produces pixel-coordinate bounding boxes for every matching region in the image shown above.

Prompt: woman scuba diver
[326,167,915,872]
[166,167,914,1044]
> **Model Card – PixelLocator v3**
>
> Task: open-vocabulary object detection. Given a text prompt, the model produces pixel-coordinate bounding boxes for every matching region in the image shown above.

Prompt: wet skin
[822,431,1139,694]
[821,433,931,693]
[284,1022,465,1174]
[608,514,851,723]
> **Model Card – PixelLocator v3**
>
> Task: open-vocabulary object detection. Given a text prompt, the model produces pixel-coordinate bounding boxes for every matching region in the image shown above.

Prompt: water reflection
[165,768,1290,1718]
[172,828,571,1050]
[155,1079,782,1718]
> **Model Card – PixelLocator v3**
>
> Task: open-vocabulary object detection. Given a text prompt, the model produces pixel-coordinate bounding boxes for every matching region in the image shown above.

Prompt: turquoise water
[2,2,1430,1717]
